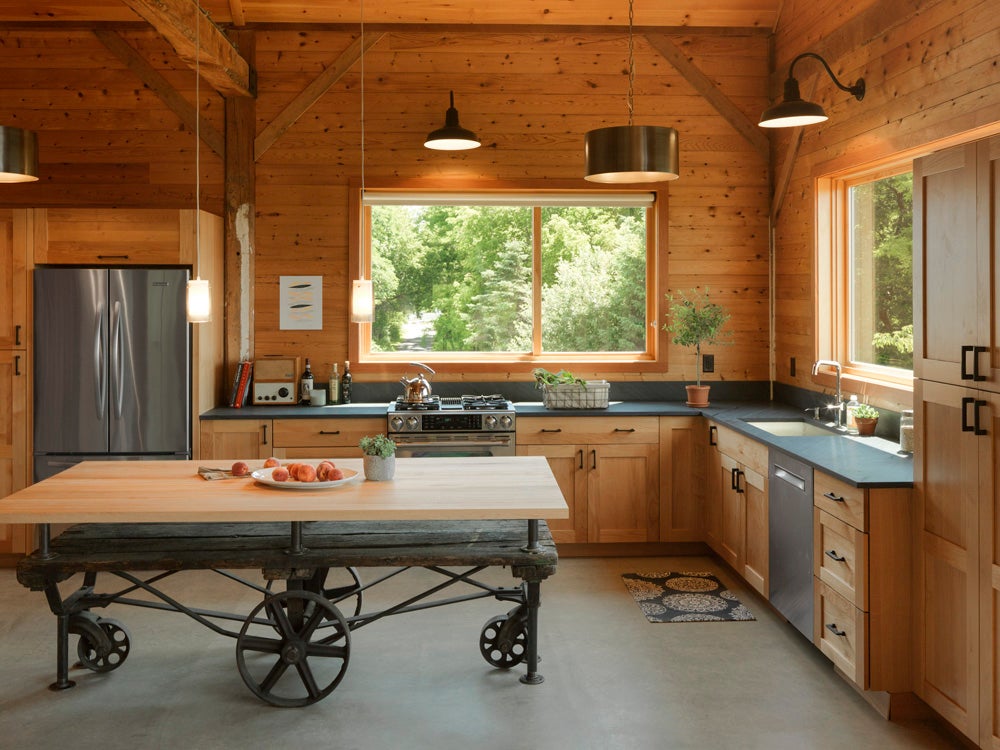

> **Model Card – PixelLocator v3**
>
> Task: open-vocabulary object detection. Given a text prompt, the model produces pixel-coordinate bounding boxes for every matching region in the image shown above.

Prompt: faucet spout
[812,360,844,428]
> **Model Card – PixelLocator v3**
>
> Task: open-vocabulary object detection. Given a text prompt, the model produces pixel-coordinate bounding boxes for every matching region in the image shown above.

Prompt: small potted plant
[853,403,880,436]
[664,288,730,407]
[359,434,397,481]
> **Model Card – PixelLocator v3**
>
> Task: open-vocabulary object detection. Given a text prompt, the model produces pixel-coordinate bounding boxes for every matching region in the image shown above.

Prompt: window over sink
[350,186,668,373]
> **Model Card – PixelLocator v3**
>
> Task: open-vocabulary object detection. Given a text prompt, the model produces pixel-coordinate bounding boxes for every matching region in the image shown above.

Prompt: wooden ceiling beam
[646,33,769,161]
[120,0,253,98]
[94,28,225,158]
[254,32,386,162]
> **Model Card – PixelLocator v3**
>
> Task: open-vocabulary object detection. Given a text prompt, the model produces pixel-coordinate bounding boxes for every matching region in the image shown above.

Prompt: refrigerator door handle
[111,300,124,419]
[94,307,107,419]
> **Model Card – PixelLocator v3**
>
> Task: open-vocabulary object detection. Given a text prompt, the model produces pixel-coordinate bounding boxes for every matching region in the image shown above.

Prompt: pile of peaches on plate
[231,458,353,487]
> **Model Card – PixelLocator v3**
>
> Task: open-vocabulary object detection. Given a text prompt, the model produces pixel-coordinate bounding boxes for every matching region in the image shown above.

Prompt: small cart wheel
[236,590,350,707]
[76,618,131,673]
[479,606,528,669]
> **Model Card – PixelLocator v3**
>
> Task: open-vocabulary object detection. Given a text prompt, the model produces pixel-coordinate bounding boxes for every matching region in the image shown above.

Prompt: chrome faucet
[811,359,845,429]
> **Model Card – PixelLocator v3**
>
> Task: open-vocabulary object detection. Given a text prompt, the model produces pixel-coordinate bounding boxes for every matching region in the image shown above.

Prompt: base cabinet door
[513,444,587,544]
[199,419,273,460]
[658,416,702,542]
[0,350,28,557]
[742,466,768,597]
[587,443,659,543]
[703,424,723,554]
[718,452,743,571]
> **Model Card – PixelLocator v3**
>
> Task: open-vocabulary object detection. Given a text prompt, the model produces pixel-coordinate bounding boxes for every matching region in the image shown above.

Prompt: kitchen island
[0,457,567,706]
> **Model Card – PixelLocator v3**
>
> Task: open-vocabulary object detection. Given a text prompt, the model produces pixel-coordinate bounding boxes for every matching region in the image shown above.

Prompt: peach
[272,467,290,482]
[316,461,335,481]
[286,463,302,478]
[231,461,250,477]
[328,468,344,481]
[297,464,317,482]
[263,456,281,468]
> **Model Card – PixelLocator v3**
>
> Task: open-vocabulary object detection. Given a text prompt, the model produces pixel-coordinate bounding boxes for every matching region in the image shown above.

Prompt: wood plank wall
[0,25,769,389]
[771,0,1000,409]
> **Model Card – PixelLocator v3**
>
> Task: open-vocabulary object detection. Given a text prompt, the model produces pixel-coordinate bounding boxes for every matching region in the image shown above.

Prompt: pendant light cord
[195,3,201,272]
[626,0,635,127]
[360,0,366,283]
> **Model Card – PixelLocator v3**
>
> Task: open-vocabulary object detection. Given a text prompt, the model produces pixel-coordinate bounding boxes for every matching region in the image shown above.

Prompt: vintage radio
[252,356,300,405]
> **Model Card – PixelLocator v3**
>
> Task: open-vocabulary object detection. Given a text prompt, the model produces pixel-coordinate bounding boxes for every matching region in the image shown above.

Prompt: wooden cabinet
[200,419,273,460]
[272,417,385,459]
[706,421,768,596]
[516,416,659,544]
[658,416,703,542]
[812,470,911,693]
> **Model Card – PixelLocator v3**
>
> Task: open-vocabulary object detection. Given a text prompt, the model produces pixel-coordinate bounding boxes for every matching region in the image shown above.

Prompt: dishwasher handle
[773,464,806,492]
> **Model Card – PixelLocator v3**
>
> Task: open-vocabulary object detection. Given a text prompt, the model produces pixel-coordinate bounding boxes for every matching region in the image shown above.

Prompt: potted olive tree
[359,434,397,481]
[664,289,730,407]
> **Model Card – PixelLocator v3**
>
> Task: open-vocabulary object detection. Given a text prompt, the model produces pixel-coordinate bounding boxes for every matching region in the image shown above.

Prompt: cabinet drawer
[712,423,768,476]
[516,416,658,445]
[814,472,866,531]
[272,417,385,448]
[814,579,867,687]
[814,509,869,609]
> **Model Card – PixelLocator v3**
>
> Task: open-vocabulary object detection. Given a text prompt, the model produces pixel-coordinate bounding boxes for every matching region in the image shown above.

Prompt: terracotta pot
[363,454,395,481]
[855,417,878,436]
[685,384,711,408]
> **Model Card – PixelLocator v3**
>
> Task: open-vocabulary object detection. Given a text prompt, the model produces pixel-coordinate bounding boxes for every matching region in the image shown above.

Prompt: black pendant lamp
[759,52,866,128]
[0,125,39,183]
[424,91,480,151]
[584,0,679,183]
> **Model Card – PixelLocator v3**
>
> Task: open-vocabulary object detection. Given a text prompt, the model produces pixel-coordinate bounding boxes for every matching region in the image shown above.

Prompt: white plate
[251,466,360,490]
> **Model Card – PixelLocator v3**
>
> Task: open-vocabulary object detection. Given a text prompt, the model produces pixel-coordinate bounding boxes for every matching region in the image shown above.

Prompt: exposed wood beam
[93,29,225,159]
[120,0,253,98]
[254,32,386,162]
[645,33,769,161]
[228,0,246,28]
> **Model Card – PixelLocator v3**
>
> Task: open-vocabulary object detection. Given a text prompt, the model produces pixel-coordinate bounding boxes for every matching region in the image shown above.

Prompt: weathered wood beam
[254,32,386,162]
[120,0,253,98]
[228,0,246,28]
[645,33,769,161]
[93,29,225,159]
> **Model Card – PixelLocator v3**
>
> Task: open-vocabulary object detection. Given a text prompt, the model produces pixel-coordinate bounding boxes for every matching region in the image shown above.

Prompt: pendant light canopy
[186,2,211,324]
[758,52,866,128]
[0,125,39,183]
[583,0,679,183]
[424,91,481,151]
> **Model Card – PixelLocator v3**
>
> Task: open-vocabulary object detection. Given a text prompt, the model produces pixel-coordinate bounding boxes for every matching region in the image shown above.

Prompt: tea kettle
[400,362,435,402]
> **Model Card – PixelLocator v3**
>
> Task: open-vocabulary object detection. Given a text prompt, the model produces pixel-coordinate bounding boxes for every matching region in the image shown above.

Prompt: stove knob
[389,416,404,432]
[405,416,420,431]
[485,415,498,429]
[499,415,513,429]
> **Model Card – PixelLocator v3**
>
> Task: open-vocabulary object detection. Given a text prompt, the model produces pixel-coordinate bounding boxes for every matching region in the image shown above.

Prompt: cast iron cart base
[16,519,558,707]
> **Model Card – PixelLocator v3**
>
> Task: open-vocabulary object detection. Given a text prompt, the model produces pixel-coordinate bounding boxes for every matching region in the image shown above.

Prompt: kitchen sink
[743,419,838,437]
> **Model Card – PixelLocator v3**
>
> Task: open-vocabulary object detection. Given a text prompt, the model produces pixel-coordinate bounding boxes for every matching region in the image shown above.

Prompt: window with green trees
[364,193,654,359]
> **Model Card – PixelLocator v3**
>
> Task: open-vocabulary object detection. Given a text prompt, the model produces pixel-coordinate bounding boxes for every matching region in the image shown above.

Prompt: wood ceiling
[0,1,782,30]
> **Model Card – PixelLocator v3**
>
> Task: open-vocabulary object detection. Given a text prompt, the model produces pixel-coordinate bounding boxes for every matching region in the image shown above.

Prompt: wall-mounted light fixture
[584,0,679,183]
[424,91,480,151]
[758,52,865,128]
[0,125,39,183]
[186,2,211,323]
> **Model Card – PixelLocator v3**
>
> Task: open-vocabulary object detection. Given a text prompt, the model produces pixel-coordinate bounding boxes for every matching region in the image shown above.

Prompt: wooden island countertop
[0,456,569,524]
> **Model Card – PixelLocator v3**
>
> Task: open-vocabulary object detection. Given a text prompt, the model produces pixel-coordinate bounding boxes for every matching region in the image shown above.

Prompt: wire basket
[539,380,610,410]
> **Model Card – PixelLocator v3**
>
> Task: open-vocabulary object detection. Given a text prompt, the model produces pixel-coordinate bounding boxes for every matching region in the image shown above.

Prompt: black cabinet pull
[974,346,988,382]
[261,424,268,445]
[730,466,739,490]
[974,399,988,436]
[590,449,597,470]
[825,623,847,637]
[708,424,718,446]
[14,324,20,347]
[735,469,745,494]
[540,428,562,433]
[825,549,846,562]
[961,345,974,380]
[14,354,20,376]
[319,430,341,435]
[614,427,636,433]
[962,396,975,432]
[823,491,845,503]
[577,449,583,470]
[97,254,130,260]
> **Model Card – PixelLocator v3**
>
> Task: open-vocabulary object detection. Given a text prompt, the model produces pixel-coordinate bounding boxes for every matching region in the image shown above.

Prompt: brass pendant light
[584,0,679,183]
[0,125,39,183]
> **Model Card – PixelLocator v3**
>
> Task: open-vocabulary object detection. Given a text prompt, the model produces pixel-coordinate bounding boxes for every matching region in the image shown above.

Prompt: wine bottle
[299,358,314,404]
[342,360,352,404]
[328,363,340,405]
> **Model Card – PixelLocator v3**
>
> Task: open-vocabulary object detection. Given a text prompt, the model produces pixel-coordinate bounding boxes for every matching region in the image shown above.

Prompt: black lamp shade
[584,125,680,183]
[424,91,480,151]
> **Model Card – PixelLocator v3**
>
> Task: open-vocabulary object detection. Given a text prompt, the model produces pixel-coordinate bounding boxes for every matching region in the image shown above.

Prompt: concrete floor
[0,555,966,750]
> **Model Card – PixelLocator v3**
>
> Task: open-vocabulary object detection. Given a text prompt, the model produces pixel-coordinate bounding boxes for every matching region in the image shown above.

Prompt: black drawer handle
[319,430,341,435]
[591,449,596,470]
[614,427,636,433]
[961,345,974,380]
[974,345,988,381]
[823,491,845,503]
[708,424,717,446]
[577,449,583,470]
[962,396,975,432]
[262,424,268,445]
[14,354,21,376]
[97,254,130,260]
[14,324,20,346]
[731,466,739,491]
[540,428,562,433]
[735,469,745,494]
[974,399,988,436]
[825,549,846,562]
[825,623,847,637]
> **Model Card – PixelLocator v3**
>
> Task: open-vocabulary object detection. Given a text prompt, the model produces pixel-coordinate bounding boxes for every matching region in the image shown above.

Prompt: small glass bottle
[328,363,340,405]
[299,358,314,404]
[844,394,860,434]
[899,409,915,453]
[341,360,352,404]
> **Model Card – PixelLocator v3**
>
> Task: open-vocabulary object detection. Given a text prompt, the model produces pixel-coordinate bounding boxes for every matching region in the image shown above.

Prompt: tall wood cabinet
[914,134,1000,747]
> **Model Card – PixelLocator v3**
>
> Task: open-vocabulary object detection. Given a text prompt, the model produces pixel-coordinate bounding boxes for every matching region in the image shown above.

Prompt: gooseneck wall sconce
[424,91,481,151]
[584,0,679,183]
[758,52,866,128]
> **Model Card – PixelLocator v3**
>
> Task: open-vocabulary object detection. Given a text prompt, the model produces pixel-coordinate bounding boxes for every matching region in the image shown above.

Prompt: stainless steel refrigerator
[33,268,191,482]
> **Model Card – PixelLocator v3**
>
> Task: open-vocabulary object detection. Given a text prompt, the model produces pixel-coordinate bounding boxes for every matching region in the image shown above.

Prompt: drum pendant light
[186,3,211,323]
[584,0,679,183]
[424,91,480,151]
[0,125,39,183]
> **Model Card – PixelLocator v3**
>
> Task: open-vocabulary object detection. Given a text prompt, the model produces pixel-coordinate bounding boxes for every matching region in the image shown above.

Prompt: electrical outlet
[790,357,796,377]
[702,354,714,373]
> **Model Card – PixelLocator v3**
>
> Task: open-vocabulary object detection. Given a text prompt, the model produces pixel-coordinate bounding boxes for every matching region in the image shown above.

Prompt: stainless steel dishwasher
[768,449,814,639]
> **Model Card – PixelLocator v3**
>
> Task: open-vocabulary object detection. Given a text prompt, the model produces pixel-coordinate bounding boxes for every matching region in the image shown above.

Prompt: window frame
[816,161,914,390]
[347,180,670,377]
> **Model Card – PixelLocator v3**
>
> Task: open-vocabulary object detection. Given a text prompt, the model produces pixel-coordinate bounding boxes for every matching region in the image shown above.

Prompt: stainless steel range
[387,395,516,457]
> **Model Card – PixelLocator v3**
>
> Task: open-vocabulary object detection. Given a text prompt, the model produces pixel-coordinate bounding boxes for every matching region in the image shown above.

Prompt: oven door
[392,432,515,458]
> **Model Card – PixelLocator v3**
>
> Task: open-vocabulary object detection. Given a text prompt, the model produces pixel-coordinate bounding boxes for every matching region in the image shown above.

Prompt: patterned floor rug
[621,571,755,623]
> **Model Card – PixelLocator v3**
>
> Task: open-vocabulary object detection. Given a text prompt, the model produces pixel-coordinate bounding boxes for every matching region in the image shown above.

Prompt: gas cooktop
[390,394,512,412]
[387,394,516,433]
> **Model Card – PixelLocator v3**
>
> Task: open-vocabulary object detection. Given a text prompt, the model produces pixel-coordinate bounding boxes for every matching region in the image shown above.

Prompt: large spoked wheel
[236,590,350,707]
[76,618,132,673]
[479,605,528,669]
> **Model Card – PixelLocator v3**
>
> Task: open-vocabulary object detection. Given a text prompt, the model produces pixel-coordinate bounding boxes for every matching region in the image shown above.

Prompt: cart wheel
[236,590,350,707]
[322,567,364,617]
[76,618,131,673]
[479,606,528,669]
